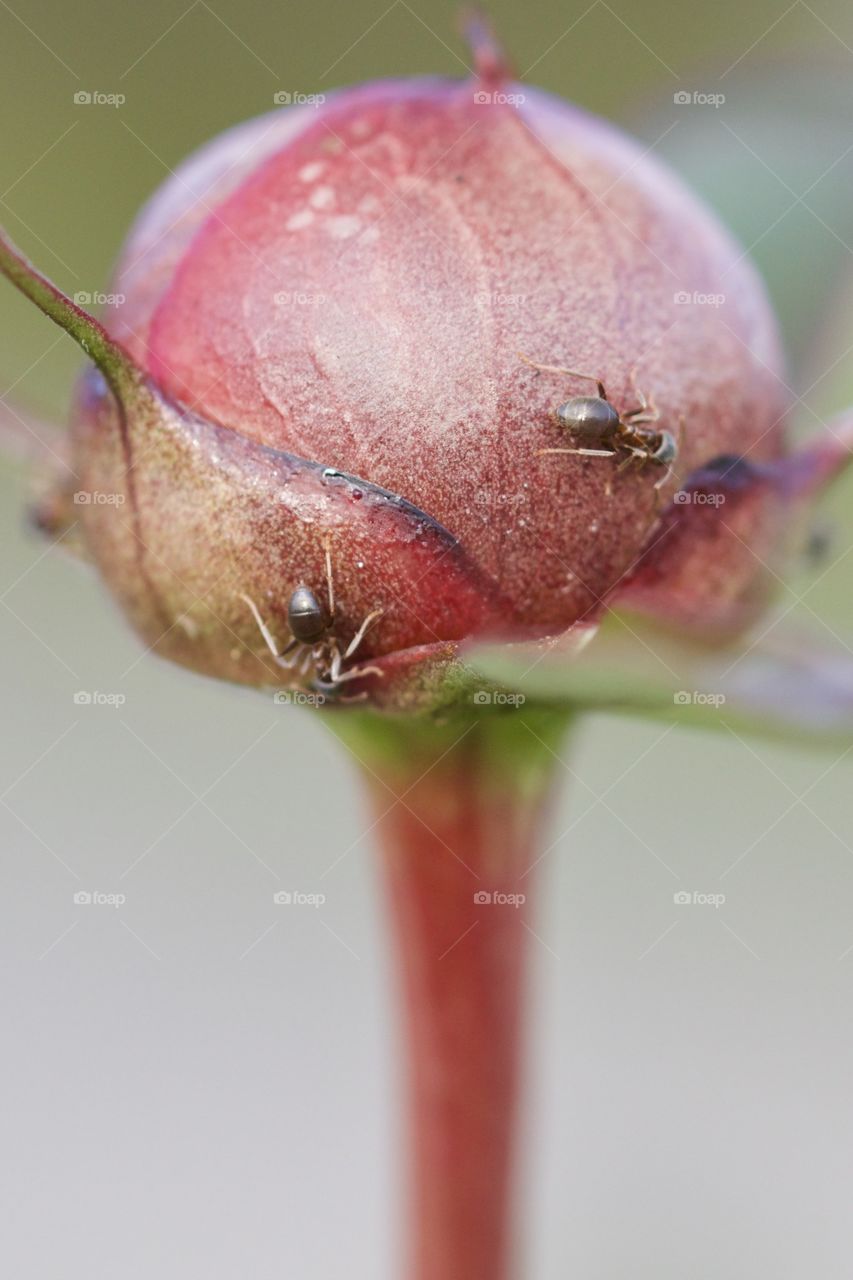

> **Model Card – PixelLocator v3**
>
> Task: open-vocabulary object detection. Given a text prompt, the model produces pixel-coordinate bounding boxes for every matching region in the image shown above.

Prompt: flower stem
[336,708,569,1280]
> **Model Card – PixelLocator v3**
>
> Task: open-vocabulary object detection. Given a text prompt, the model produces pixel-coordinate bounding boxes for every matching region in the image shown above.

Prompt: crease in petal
[608,421,853,639]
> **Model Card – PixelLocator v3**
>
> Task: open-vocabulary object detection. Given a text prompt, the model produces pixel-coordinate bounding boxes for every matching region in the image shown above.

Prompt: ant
[240,542,384,700]
[520,353,679,489]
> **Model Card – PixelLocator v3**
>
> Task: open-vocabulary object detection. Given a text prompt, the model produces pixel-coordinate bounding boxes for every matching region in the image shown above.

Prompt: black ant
[520,353,679,489]
[240,542,384,700]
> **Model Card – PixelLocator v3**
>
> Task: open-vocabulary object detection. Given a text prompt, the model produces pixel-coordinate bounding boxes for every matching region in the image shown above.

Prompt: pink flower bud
[1,24,848,712]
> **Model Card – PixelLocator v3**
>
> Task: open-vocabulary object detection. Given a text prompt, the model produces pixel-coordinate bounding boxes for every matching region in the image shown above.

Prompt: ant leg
[653,452,676,502]
[519,352,607,400]
[274,643,307,674]
[311,665,338,695]
[240,593,300,667]
[655,418,685,493]
[622,366,660,425]
[343,608,384,661]
[616,444,651,474]
[330,662,384,685]
[323,536,335,618]
[537,446,616,458]
[298,646,318,678]
[325,644,342,686]
[313,655,384,697]
[239,593,281,656]
[276,645,302,669]
[626,367,648,413]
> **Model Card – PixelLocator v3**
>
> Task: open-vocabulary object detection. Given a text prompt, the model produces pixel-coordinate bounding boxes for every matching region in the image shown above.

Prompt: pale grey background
[2,0,853,1275]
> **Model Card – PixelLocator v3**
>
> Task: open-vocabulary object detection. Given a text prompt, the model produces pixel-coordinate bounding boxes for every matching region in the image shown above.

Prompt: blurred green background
[2,1,853,1276]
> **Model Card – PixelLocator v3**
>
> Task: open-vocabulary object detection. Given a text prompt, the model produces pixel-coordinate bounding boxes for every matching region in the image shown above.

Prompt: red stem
[342,711,567,1280]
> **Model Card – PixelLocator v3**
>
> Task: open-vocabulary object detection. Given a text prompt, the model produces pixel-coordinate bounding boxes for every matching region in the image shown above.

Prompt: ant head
[652,430,678,467]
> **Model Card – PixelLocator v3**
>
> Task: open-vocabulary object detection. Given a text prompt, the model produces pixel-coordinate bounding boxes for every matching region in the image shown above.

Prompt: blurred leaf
[469,614,853,749]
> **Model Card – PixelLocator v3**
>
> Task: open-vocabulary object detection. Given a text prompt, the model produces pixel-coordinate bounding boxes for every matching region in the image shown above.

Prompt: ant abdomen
[287,584,330,643]
[556,396,621,445]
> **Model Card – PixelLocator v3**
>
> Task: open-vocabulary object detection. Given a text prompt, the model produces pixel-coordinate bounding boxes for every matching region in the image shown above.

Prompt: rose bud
[3,19,850,718]
[3,17,853,1280]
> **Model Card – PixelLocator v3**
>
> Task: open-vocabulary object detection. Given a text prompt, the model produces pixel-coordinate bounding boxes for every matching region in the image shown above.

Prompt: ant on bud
[240,541,384,700]
[520,353,680,490]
